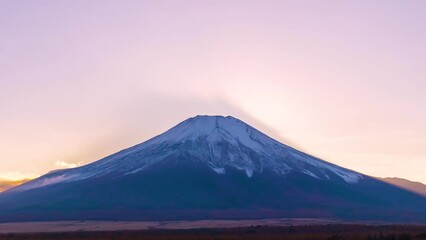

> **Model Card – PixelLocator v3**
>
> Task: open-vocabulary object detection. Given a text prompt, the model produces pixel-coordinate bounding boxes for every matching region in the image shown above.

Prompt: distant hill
[0,179,30,192]
[380,177,426,197]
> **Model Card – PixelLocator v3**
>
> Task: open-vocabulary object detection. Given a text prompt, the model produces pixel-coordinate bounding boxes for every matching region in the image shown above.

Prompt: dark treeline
[1,225,426,240]
[328,233,418,240]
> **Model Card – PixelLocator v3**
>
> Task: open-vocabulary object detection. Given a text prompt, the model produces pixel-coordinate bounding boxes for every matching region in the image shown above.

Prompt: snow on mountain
[8,115,363,193]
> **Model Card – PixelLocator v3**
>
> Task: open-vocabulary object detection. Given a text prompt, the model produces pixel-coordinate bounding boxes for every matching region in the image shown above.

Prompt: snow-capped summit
[151,115,270,149]
[8,115,361,194]
[1,115,425,223]
[147,115,362,182]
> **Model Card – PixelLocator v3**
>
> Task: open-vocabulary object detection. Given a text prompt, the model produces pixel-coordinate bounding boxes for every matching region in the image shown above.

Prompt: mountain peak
[180,115,246,131]
[156,115,264,147]
[192,114,234,119]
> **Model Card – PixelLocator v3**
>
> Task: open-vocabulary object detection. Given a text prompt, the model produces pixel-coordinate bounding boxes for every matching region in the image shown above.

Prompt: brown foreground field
[0,224,426,240]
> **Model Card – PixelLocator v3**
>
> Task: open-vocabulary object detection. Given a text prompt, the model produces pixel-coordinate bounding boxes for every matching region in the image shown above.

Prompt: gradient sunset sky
[1,0,425,184]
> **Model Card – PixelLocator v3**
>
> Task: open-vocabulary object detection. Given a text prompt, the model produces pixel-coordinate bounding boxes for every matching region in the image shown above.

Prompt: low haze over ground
[1,0,425,183]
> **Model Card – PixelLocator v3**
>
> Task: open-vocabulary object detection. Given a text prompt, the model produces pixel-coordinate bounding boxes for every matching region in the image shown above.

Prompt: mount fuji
[0,115,425,222]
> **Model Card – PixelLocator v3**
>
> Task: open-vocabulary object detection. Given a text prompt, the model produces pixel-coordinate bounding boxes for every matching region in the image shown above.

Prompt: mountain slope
[0,115,425,223]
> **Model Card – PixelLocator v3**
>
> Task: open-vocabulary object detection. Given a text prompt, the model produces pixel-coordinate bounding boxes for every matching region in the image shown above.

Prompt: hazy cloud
[0,171,39,181]
[0,171,36,192]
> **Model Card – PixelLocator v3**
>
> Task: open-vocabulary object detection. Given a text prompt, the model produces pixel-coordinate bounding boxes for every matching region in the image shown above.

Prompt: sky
[1,0,425,184]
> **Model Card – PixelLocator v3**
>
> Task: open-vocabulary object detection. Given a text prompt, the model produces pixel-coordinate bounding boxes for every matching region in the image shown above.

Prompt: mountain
[0,115,425,223]
[380,177,426,197]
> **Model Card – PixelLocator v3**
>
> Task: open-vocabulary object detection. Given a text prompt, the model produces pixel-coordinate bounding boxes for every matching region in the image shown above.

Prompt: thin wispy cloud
[55,160,82,169]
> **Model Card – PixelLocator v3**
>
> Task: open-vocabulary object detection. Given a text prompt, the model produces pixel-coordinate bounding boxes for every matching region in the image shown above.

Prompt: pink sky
[1,0,425,183]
